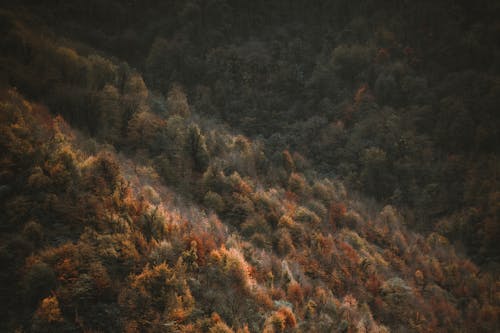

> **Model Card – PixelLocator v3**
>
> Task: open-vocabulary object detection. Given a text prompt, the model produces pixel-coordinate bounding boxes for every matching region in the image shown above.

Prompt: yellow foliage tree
[35,295,63,323]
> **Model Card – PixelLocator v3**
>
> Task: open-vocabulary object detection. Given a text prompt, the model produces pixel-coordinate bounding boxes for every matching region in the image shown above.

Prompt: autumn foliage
[1,2,499,332]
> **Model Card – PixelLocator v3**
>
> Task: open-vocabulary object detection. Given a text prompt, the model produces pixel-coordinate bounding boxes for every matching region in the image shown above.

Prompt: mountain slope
[0,3,499,333]
[3,0,499,264]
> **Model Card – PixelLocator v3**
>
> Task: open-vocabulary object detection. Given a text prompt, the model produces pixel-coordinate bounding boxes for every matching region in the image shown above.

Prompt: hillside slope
[0,2,499,332]
[3,0,500,265]
[2,87,497,332]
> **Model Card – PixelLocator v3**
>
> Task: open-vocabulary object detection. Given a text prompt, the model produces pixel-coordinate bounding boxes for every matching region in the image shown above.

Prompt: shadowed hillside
[0,2,499,332]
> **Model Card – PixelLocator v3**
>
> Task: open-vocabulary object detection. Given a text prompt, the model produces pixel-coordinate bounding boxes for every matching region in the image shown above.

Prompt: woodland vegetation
[0,1,499,332]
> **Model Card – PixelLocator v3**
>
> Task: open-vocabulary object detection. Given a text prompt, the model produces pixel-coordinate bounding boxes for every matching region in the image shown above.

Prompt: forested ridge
[0,1,499,332]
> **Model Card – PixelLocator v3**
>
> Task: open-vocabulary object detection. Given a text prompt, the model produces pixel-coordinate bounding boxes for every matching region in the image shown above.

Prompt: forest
[0,1,499,332]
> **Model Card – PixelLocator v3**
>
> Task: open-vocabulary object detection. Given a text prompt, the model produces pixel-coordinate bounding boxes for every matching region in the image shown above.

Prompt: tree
[33,294,64,332]
[187,124,210,173]
[331,44,373,83]
[119,263,194,328]
[122,73,149,125]
[360,147,392,199]
[329,202,347,231]
[167,84,191,117]
[374,72,398,106]
[127,110,164,149]
[95,84,122,142]
[22,262,57,307]
[86,54,117,91]
[263,307,297,333]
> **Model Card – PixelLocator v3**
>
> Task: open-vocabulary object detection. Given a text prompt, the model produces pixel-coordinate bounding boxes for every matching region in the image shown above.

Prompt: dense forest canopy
[0,1,499,332]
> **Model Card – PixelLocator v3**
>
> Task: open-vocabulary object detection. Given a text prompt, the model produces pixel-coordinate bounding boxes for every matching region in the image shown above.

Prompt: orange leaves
[184,232,217,267]
[414,270,424,286]
[253,288,274,310]
[331,203,347,218]
[237,179,254,196]
[365,274,382,296]
[125,262,194,320]
[431,297,460,328]
[89,262,111,292]
[432,262,446,286]
[478,305,499,329]
[35,295,63,323]
[3,59,499,333]
[209,319,234,333]
[209,246,255,291]
[276,307,297,329]
[342,294,358,309]
[338,241,359,265]
[55,258,78,283]
[228,171,254,195]
[328,202,346,231]
[312,232,334,259]
[263,307,297,333]
[276,228,295,256]
[82,152,123,198]
[294,206,320,228]
[288,172,310,197]
[287,281,304,306]
[284,190,298,204]
[282,150,295,173]
[169,303,191,322]
[278,215,295,229]
[52,114,74,141]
